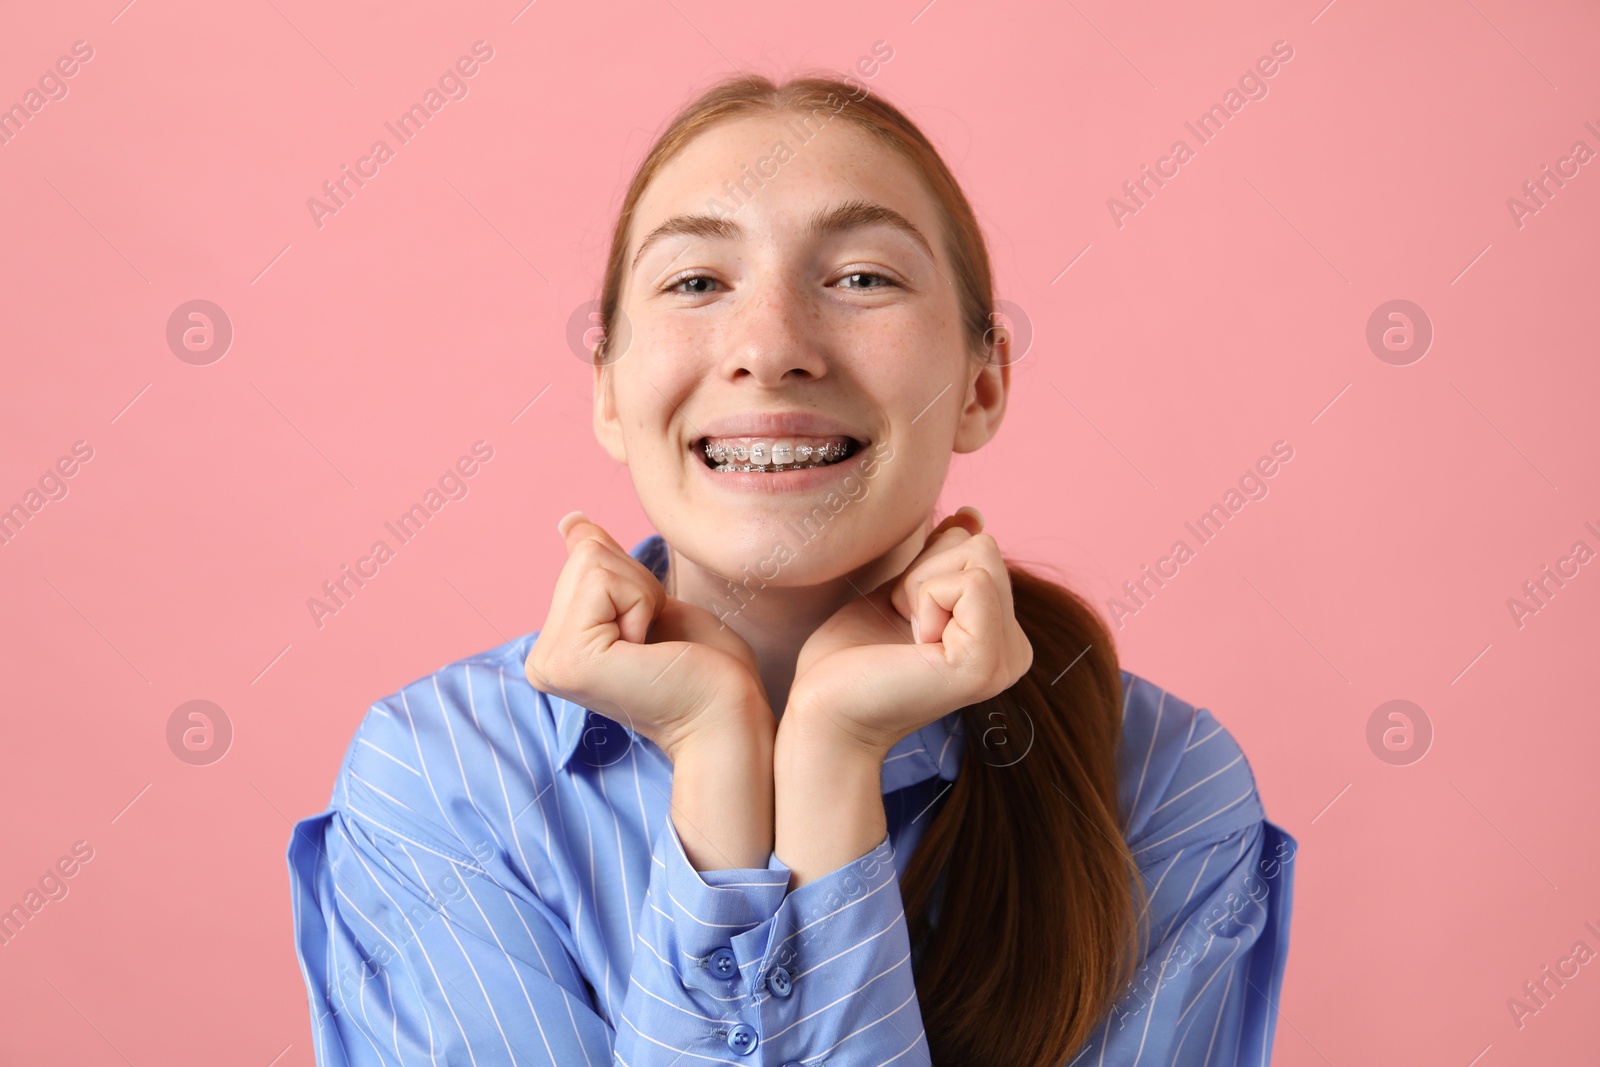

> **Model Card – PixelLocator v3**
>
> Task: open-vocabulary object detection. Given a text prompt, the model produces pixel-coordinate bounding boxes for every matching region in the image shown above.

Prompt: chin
[682,520,871,586]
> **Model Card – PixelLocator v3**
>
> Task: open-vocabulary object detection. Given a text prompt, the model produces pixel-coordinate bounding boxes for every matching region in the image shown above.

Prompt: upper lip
[691,412,869,444]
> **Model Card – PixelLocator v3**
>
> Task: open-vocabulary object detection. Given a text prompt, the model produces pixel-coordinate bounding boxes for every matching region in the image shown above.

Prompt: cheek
[867,339,966,422]
[613,352,693,433]
[869,301,965,372]
[841,318,928,401]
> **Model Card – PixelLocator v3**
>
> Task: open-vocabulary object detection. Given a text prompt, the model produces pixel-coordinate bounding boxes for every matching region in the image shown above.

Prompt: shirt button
[766,965,793,997]
[726,1022,758,1055]
[707,947,738,980]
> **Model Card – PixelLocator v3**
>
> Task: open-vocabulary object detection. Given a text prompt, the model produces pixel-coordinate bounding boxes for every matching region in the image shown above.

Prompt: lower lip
[691,444,870,493]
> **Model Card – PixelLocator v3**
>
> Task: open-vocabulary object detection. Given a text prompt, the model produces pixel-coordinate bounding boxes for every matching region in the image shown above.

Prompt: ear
[593,357,628,465]
[952,325,1011,454]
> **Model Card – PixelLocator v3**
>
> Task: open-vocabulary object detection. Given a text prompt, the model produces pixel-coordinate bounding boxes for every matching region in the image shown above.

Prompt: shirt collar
[551,532,965,794]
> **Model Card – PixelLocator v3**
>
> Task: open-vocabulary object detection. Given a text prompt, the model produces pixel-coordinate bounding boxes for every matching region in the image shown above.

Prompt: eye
[835,270,897,290]
[661,273,723,295]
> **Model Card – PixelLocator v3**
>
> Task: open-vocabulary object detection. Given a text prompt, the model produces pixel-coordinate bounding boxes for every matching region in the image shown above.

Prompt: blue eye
[664,274,721,294]
[662,271,898,294]
[837,271,895,290]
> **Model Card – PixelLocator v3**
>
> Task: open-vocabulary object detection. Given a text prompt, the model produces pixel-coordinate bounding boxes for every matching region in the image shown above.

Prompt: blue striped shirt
[287,532,1296,1066]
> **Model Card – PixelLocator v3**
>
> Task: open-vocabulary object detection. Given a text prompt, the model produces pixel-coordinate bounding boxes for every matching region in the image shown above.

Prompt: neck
[663,518,933,716]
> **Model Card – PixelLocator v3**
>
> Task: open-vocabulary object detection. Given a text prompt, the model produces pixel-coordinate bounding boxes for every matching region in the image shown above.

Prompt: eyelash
[661,270,898,294]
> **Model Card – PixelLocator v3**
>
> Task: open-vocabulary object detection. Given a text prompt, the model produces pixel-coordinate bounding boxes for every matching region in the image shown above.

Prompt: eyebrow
[629,198,937,276]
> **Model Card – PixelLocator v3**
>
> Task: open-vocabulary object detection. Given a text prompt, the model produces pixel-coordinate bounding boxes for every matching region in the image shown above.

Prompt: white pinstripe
[1134,789,1256,857]
[350,770,418,814]
[396,842,518,1066]
[345,844,475,1064]
[1151,754,1245,816]
[285,583,1291,1067]
[1126,685,1168,829]
[359,737,421,776]
[453,863,567,1067]
[334,863,442,1062]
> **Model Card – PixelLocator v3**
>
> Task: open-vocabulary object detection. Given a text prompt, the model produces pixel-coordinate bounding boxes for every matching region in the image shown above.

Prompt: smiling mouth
[691,436,866,472]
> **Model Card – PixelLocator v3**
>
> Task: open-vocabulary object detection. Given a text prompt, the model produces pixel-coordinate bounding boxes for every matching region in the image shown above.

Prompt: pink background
[2,1,1597,1063]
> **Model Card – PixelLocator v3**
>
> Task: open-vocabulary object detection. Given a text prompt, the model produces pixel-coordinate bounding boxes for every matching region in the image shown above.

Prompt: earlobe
[952,348,1009,453]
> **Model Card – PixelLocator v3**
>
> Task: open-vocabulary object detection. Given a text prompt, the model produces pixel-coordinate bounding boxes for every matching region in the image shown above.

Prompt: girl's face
[595,111,1008,587]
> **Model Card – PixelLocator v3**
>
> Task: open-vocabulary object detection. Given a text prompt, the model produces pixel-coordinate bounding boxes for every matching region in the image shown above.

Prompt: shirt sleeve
[619,807,929,1065]
[1079,817,1298,1064]
[288,786,924,1066]
[287,804,617,1066]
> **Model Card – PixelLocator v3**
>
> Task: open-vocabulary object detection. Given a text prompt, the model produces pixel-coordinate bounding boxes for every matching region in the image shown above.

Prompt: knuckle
[575,560,616,592]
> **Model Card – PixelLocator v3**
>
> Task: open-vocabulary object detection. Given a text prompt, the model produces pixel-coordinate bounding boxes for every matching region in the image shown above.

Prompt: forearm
[774,716,888,888]
[632,719,928,1066]
[669,707,776,871]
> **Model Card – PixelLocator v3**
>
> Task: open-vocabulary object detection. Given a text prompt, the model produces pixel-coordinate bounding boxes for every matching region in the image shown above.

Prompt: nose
[717,284,829,385]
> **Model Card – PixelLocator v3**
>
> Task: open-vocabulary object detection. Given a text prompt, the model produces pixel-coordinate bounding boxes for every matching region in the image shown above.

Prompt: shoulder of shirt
[328,630,561,854]
[1116,669,1268,865]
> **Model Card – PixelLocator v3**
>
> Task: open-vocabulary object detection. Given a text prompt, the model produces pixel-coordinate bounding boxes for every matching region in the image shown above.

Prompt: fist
[524,512,772,763]
[785,507,1034,757]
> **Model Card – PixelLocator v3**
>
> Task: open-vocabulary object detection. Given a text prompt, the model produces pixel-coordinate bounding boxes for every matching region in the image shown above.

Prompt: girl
[289,72,1295,1066]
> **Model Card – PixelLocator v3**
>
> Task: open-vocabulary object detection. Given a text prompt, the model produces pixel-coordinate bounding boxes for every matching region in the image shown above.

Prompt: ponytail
[899,561,1147,1065]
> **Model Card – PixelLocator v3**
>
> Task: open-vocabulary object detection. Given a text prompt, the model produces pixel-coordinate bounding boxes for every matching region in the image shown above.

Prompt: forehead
[630,112,943,254]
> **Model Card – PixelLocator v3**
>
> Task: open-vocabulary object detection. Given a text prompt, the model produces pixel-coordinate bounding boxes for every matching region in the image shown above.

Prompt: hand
[525,512,773,763]
[783,507,1034,759]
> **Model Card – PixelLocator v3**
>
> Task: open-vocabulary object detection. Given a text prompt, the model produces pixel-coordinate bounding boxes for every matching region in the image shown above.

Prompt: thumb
[934,505,984,537]
[559,510,623,553]
[558,510,636,573]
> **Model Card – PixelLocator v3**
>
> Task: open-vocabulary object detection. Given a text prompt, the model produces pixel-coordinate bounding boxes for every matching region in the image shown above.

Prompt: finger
[930,506,983,539]
[921,508,979,547]
[889,519,976,623]
[902,533,1013,644]
[914,507,986,574]
[557,509,588,539]
[551,514,664,644]
[872,571,1011,720]
[892,508,1004,635]
[561,514,666,610]
[913,567,1005,674]
[538,568,721,721]
[562,553,663,651]
[561,511,629,559]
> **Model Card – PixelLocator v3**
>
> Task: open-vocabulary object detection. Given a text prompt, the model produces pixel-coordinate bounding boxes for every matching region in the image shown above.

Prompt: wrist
[774,712,888,888]
[776,697,893,769]
[669,708,775,873]
[774,715,884,796]
[661,692,776,766]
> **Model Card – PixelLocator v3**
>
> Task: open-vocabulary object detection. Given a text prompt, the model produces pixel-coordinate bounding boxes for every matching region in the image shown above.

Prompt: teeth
[700,436,855,472]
